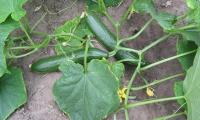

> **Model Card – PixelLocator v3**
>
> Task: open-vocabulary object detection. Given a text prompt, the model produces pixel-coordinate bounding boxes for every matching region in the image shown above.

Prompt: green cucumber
[31,48,108,73]
[86,13,143,65]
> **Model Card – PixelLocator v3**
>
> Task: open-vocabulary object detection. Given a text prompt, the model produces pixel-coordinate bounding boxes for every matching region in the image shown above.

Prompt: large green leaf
[183,48,200,120]
[0,19,19,77]
[101,59,125,80]
[133,0,176,30]
[0,0,27,23]
[53,60,120,120]
[54,16,93,55]
[176,39,197,71]
[173,81,186,109]
[0,67,27,120]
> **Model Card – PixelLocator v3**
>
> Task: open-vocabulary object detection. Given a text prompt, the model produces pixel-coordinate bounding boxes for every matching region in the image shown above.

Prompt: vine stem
[30,12,47,33]
[119,1,133,24]
[113,114,117,120]
[119,18,153,44]
[8,48,38,59]
[141,34,171,53]
[84,39,90,72]
[131,73,184,91]
[9,46,35,50]
[117,46,139,54]
[126,96,185,109]
[19,21,35,45]
[124,52,142,120]
[49,33,85,42]
[154,112,186,120]
[141,49,197,71]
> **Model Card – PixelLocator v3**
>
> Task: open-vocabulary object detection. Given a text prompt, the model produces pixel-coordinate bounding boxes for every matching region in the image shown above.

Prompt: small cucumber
[31,48,108,73]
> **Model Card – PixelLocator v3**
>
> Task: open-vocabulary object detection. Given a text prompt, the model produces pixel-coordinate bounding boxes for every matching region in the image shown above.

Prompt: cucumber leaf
[0,67,27,120]
[183,48,200,120]
[173,81,186,109]
[110,62,124,80]
[0,19,19,77]
[54,16,93,55]
[133,0,176,30]
[100,59,125,80]
[53,60,120,120]
[176,39,197,71]
[0,0,27,23]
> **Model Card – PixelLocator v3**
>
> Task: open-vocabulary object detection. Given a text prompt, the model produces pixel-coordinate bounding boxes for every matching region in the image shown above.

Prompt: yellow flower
[118,88,127,102]
[146,87,154,97]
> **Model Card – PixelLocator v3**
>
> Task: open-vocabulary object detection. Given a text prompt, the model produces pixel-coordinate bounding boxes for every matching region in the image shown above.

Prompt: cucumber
[86,13,144,65]
[31,48,108,73]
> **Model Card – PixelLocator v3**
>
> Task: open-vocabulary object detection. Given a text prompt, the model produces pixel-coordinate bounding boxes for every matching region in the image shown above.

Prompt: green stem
[49,33,85,42]
[123,53,142,120]
[9,46,35,50]
[141,49,197,71]
[84,39,90,72]
[116,23,120,41]
[178,24,196,30]
[30,12,47,33]
[154,112,186,120]
[8,48,38,59]
[9,35,27,41]
[19,21,35,45]
[113,114,117,120]
[119,1,133,24]
[119,18,153,44]
[104,11,116,26]
[125,109,129,120]
[131,73,184,91]
[141,34,171,53]
[117,46,139,54]
[125,53,142,105]
[126,96,185,109]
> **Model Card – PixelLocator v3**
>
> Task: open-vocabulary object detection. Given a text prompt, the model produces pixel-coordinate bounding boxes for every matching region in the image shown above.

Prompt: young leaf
[133,0,176,30]
[183,48,200,120]
[173,81,187,109]
[0,0,27,23]
[176,39,197,71]
[54,16,93,55]
[53,60,120,120]
[0,67,27,120]
[0,19,19,77]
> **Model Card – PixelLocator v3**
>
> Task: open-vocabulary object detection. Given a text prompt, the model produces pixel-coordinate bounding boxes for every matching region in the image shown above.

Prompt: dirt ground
[9,0,187,120]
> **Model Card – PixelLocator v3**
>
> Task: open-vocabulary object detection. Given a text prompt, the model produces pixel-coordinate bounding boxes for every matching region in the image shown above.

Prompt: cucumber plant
[1,0,200,120]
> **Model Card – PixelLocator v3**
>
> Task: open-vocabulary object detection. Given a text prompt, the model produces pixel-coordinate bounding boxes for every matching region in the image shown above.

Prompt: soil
[9,0,187,120]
